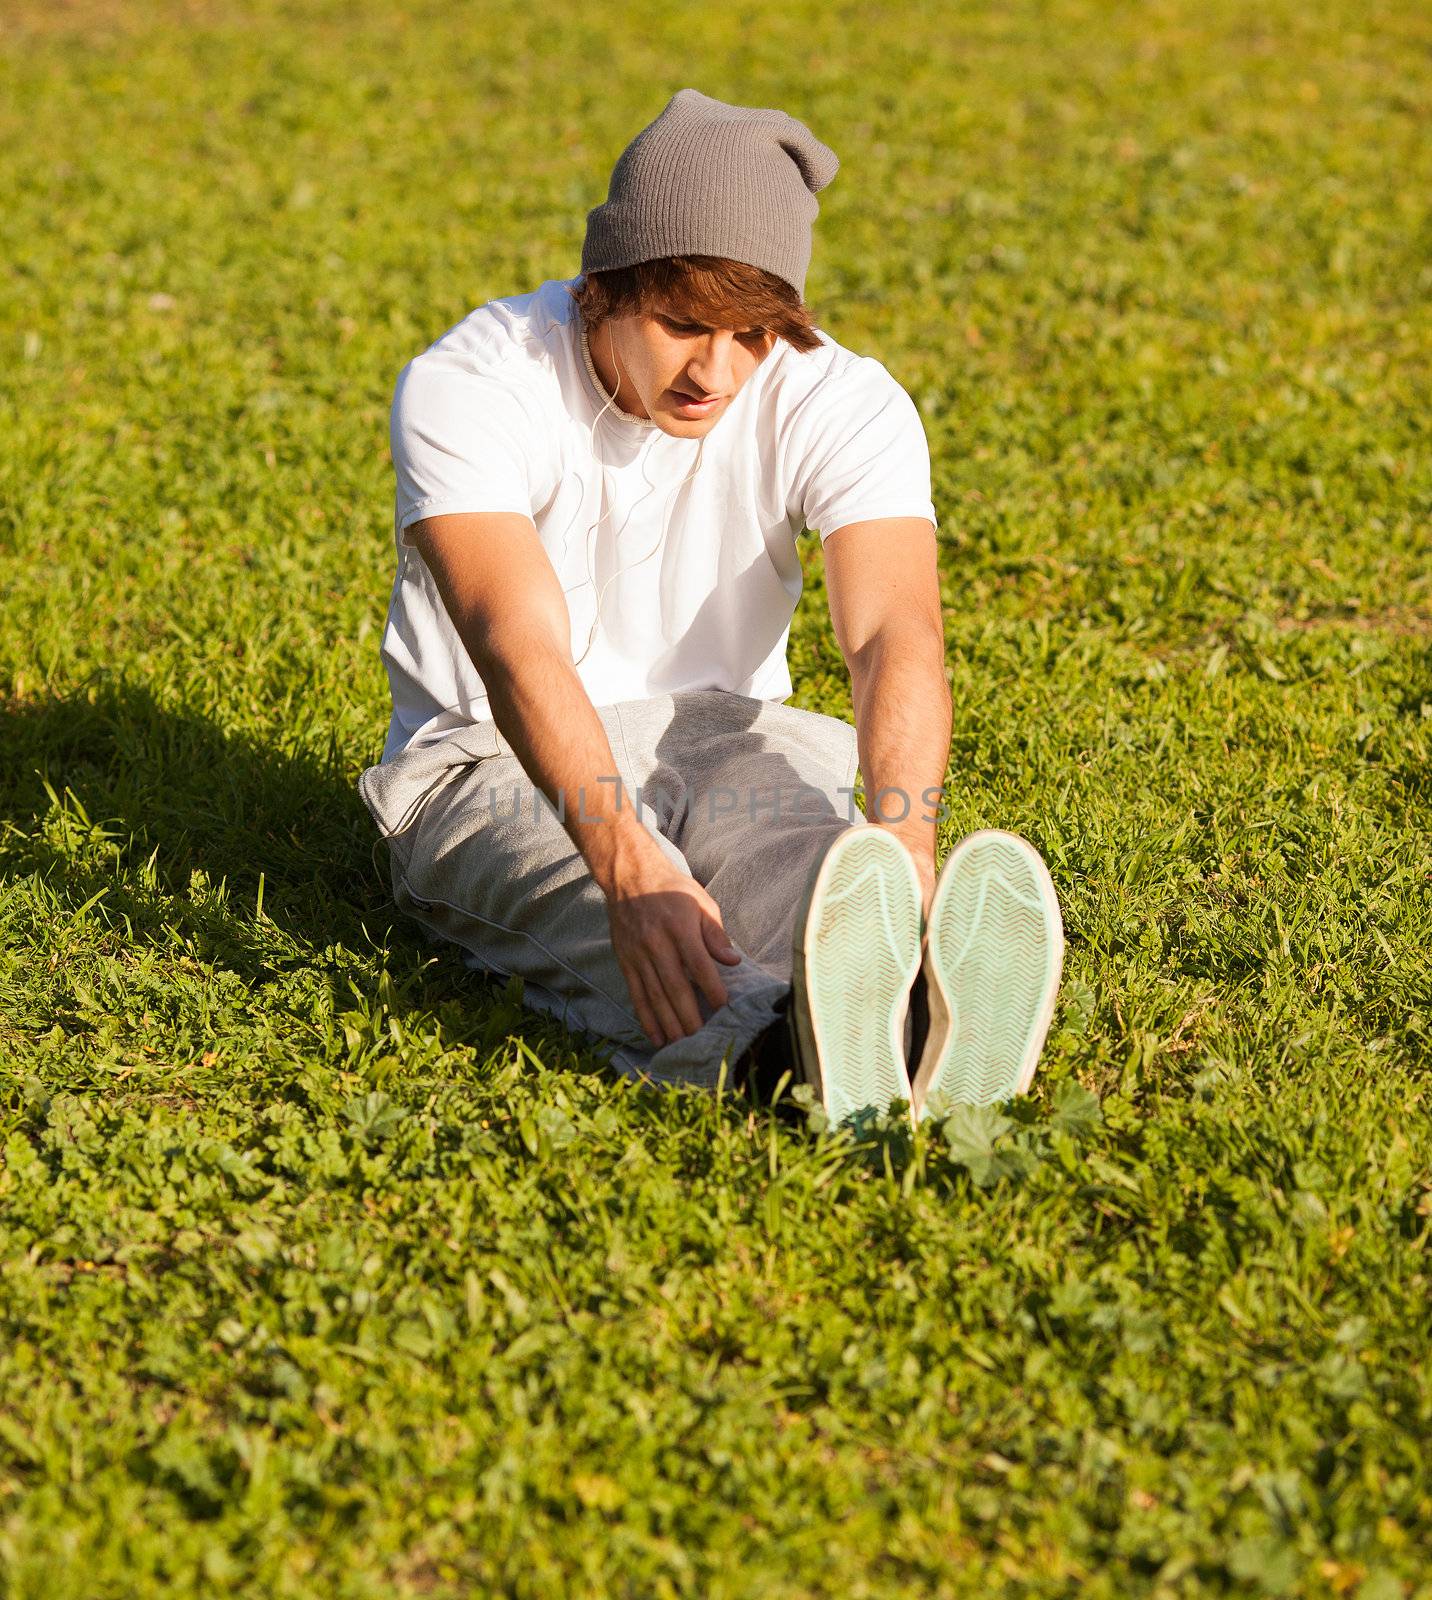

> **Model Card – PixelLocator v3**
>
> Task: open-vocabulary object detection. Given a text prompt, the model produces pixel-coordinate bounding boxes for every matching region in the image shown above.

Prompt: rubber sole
[789,825,924,1129]
[909,829,1064,1119]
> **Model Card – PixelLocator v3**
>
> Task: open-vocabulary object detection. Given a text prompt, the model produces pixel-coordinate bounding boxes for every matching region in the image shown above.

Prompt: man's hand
[898,832,938,923]
[871,819,936,923]
[604,841,743,1048]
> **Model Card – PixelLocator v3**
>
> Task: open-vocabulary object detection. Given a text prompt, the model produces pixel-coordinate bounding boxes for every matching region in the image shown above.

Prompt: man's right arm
[405,511,742,1048]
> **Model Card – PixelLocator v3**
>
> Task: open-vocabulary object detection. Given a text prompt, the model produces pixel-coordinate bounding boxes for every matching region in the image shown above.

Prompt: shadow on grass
[0,676,794,1120]
[0,675,444,988]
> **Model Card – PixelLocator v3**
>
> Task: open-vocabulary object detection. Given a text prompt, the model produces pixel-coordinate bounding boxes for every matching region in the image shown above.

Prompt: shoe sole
[910,829,1064,1118]
[789,824,924,1129]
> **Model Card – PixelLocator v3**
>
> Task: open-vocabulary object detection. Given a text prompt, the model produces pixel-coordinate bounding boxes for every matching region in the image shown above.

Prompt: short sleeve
[788,358,939,541]
[390,349,542,538]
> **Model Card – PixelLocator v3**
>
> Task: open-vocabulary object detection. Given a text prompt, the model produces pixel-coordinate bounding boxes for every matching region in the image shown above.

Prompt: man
[358,87,1064,1126]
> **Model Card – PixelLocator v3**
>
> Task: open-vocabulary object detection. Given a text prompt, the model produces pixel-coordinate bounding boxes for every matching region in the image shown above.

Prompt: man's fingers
[620,959,665,1048]
[636,953,687,1045]
[701,913,742,966]
[648,946,705,1038]
[686,938,731,1015]
[616,890,741,1047]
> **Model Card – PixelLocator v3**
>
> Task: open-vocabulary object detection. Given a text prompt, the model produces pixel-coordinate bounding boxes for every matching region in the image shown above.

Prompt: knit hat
[581,88,839,301]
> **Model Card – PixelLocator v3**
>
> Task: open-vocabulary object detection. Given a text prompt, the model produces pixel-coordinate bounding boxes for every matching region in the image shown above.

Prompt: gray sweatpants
[358,689,864,1091]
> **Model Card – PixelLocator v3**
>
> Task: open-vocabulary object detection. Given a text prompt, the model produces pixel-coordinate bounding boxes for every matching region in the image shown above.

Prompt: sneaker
[909,829,1064,1120]
[789,824,924,1128]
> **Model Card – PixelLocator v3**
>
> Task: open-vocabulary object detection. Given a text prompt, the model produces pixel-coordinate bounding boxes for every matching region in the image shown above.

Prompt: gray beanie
[581,87,839,301]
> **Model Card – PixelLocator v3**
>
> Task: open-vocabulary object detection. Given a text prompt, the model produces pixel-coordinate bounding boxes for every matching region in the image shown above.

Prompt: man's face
[587,304,775,437]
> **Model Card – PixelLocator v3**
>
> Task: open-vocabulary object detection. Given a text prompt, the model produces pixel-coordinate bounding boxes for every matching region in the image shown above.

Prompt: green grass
[1,0,1429,1594]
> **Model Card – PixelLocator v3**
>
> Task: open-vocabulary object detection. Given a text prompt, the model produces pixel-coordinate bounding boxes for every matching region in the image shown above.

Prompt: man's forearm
[474,632,653,895]
[405,513,666,905]
[848,630,953,868]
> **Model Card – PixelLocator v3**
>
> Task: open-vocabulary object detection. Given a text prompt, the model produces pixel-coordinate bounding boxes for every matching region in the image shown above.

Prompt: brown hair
[567,255,822,354]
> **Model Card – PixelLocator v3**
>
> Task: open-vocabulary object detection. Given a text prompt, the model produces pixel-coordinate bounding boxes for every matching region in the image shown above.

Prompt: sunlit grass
[0,0,1428,1594]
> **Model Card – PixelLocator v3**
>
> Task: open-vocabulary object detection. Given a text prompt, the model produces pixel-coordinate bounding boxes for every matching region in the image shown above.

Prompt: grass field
[1,0,1429,1594]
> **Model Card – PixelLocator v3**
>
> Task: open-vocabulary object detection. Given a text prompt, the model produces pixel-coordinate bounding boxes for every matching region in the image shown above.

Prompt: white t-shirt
[377,276,938,760]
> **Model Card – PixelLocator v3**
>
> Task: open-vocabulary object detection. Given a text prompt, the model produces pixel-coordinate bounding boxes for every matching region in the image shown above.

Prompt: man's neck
[581,314,648,419]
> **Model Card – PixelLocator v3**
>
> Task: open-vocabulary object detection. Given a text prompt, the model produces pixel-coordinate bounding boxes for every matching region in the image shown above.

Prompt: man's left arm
[823,516,952,914]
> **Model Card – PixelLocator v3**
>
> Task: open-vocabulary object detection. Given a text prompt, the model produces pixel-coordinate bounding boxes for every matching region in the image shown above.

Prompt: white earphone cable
[569,321,708,670]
